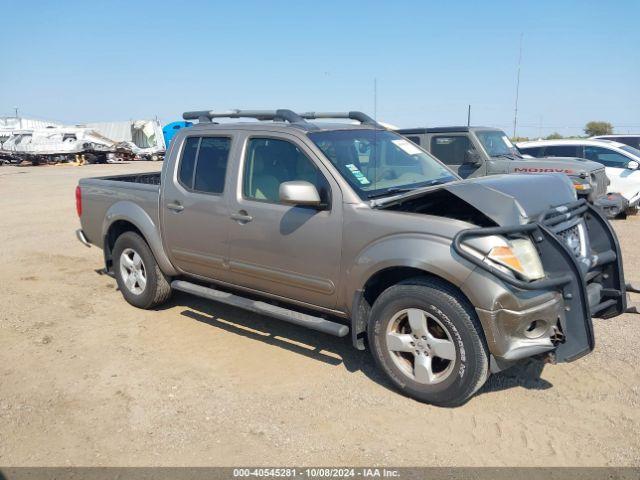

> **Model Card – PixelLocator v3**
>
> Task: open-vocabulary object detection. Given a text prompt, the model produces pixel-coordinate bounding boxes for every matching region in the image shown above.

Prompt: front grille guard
[452,199,626,362]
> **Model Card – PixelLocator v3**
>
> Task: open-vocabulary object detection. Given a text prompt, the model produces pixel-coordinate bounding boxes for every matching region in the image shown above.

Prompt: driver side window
[242,138,330,205]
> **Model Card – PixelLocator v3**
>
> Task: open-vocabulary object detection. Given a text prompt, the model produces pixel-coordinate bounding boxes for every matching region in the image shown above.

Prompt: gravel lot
[1,162,639,466]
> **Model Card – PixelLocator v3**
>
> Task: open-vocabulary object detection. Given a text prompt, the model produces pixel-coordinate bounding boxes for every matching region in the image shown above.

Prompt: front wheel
[112,232,172,309]
[368,278,489,407]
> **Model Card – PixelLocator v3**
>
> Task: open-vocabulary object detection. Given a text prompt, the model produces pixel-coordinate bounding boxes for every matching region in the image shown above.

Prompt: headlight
[572,179,591,192]
[486,238,545,281]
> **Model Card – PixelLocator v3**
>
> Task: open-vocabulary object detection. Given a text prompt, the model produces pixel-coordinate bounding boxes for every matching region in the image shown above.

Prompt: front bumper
[594,193,628,218]
[454,199,626,366]
[475,292,563,362]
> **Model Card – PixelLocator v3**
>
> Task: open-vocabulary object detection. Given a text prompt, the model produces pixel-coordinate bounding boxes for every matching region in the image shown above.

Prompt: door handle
[166,201,184,212]
[230,210,253,223]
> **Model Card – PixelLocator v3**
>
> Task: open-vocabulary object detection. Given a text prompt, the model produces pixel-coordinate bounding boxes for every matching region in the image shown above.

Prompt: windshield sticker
[392,139,422,155]
[501,136,514,148]
[346,163,371,185]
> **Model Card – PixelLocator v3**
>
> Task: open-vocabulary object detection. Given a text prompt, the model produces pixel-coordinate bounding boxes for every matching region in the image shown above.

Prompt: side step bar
[171,280,349,337]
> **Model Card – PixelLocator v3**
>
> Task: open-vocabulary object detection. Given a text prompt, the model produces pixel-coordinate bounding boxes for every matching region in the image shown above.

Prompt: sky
[1,0,638,138]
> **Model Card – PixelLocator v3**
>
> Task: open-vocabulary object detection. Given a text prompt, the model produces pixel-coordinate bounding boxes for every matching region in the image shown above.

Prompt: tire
[367,277,489,407]
[112,232,172,309]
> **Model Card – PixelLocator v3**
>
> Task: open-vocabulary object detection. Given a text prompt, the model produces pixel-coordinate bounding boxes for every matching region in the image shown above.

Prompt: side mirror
[279,181,322,207]
[464,149,482,166]
[627,160,639,170]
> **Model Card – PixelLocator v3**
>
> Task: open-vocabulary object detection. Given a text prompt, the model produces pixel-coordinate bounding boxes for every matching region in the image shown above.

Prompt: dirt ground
[1,161,639,467]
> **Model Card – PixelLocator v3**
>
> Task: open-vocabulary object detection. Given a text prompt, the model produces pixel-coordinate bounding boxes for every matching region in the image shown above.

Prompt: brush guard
[453,199,627,363]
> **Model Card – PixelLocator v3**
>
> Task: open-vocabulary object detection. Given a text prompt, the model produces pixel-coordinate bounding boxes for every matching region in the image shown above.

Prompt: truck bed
[78,172,161,249]
[96,172,161,185]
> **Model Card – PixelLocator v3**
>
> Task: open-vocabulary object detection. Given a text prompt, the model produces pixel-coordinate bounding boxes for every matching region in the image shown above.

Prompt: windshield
[476,130,517,157]
[308,129,457,200]
[620,145,640,159]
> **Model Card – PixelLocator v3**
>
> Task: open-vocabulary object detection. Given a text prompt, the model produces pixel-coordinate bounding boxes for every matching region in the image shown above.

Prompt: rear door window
[178,136,231,193]
[193,137,231,194]
[519,146,542,156]
[430,135,475,165]
[543,145,580,157]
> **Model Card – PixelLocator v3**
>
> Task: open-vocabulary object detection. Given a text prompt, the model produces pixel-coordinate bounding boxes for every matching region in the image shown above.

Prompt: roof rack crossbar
[182,109,306,124]
[300,111,379,126]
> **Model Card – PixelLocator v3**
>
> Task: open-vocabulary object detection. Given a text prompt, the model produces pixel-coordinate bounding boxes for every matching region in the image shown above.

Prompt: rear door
[160,133,235,281]
[429,133,483,178]
[226,132,343,309]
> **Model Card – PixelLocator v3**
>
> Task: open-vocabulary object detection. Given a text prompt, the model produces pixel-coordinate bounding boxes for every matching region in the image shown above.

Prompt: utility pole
[467,105,471,127]
[538,115,543,139]
[513,33,523,138]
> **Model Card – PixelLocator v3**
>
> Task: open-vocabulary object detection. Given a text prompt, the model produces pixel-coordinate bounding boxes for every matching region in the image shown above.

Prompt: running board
[171,280,349,337]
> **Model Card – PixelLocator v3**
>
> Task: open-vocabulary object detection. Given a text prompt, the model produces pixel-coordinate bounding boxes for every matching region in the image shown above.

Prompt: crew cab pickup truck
[76,109,627,407]
[396,126,623,216]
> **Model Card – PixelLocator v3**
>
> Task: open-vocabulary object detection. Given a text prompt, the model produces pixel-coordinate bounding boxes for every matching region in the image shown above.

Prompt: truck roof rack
[182,109,306,124]
[300,111,379,126]
[182,109,382,128]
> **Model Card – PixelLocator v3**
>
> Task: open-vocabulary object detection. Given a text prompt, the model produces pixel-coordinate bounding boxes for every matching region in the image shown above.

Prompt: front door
[161,134,235,282]
[227,134,343,309]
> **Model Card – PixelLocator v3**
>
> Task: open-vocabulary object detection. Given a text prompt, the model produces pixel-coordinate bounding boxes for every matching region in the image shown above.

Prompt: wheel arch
[102,201,178,276]
[350,262,480,351]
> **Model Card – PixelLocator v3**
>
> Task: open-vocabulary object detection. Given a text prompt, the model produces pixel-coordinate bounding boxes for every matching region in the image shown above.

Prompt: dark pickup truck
[397,126,624,216]
[76,109,627,406]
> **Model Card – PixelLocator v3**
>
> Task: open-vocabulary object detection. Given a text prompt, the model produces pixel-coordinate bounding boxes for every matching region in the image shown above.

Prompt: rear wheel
[368,277,489,407]
[113,232,171,309]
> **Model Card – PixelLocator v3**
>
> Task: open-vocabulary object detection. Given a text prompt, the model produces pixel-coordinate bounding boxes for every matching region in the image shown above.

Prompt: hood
[376,173,576,226]
[508,156,604,175]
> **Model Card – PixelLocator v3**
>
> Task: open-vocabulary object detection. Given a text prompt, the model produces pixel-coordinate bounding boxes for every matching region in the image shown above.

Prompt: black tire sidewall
[368,283,487,406]
[113,232,160,309]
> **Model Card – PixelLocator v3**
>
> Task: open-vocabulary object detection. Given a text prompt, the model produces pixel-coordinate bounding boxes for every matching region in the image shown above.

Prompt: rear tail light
[75,186,82,217]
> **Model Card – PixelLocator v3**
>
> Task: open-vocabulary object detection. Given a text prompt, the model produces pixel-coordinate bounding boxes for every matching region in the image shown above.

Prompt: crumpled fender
[344,231,495,311]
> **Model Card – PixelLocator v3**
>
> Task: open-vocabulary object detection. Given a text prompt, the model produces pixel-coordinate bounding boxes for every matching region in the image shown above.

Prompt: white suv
[517,139,640,208]
[592,135,640,150]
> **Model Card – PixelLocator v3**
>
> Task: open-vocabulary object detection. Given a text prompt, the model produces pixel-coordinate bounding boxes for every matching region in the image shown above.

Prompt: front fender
[345,233,478,310]
[102,201,178,276]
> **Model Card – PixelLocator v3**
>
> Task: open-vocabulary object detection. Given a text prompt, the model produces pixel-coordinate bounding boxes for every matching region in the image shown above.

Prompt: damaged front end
[453,199,626,365]
[377,174,626,368]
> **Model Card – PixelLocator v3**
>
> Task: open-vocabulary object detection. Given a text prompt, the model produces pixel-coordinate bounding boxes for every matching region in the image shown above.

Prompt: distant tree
[511,136,529,143]
[584,121,613,137]
[545,132,563,140]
